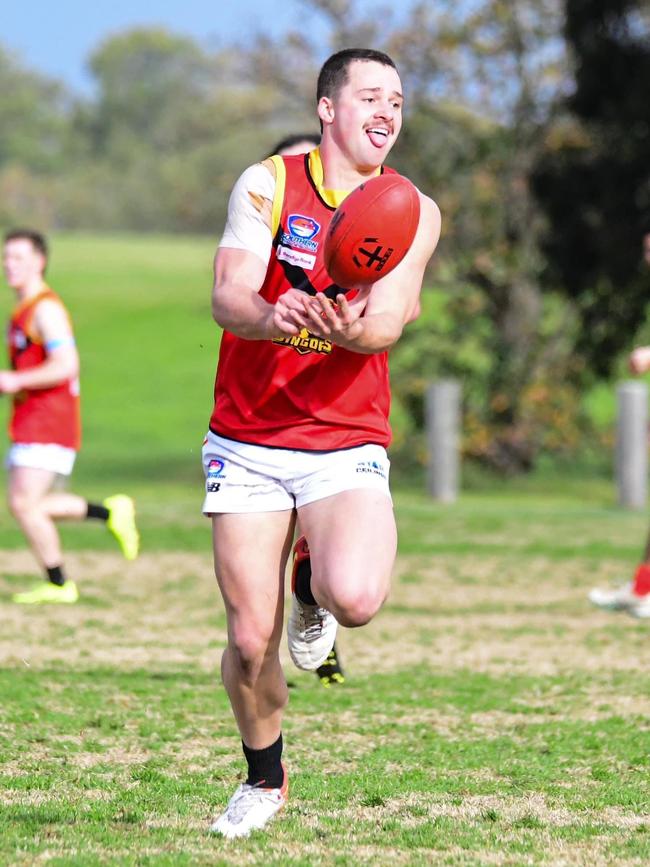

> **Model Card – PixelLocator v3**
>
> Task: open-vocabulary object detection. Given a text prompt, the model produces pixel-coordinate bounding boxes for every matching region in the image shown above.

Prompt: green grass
[1,661,648,864]
[1,234,649,864]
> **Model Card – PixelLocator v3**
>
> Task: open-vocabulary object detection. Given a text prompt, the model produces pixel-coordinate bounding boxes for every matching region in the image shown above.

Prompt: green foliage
[0,46,69,171]
[532,0,650,376]
[0,28,311,234]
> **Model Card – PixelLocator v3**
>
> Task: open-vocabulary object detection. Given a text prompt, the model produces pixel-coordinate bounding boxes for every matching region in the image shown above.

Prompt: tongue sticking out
[366,129,388,148]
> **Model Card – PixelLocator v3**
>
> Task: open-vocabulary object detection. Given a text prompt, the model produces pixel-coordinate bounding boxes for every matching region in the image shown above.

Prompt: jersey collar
[307,148,382,208]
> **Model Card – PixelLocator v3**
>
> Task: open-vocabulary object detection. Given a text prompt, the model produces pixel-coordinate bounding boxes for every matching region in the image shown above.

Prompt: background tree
[64,28,312,232]
[532,0,650,377]
[0,46,71,227]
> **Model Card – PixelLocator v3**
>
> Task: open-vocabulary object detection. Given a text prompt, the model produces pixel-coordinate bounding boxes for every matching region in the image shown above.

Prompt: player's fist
[0,370,21,394]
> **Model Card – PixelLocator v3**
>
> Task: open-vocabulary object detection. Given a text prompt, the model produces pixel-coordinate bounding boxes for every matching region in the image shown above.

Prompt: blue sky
[3,0,412,94]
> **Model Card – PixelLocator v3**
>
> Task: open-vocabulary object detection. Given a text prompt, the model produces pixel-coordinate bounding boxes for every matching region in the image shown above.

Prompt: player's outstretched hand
[272,287,316,336]
[304,287,372,340]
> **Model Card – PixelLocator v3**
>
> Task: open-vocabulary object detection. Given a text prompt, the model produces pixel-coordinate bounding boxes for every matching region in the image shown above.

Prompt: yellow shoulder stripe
[268,155,286,238]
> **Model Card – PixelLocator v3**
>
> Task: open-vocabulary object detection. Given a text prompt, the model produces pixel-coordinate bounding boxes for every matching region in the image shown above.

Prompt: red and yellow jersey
[210,149,399,450]
[7,287,81,450]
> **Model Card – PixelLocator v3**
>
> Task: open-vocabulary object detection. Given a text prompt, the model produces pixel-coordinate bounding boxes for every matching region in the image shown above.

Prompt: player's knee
[333,585,386,628]
[228,628,276,684]
[7,489,34,521]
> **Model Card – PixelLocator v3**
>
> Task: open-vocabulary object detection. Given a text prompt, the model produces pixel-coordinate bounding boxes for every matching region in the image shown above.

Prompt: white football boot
[287,536,338,671]
[210,772,288,838]
[588,582,650,618]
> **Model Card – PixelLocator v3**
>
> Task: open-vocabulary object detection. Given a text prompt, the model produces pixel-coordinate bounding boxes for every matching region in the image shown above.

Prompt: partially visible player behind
[268,132,346,688]
[0,229,140,604]
[589,230,650,618]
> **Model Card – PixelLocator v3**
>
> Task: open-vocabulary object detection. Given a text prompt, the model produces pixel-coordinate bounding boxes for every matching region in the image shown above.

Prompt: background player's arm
[303,195,441,353]
[0,299,79,394]
[629,346,650,374]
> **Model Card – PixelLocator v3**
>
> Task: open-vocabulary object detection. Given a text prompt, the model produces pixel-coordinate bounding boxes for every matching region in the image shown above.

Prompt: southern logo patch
[287,214,320,240]
[281,214,321,253]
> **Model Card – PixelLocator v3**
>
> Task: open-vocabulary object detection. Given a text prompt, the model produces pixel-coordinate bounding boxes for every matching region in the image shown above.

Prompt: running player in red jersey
[1,229,140,604]
[588,231,650,619]
[204,49,441,838]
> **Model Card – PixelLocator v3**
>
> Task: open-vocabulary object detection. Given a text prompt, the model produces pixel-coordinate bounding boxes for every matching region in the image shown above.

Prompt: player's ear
[318,97,335,127]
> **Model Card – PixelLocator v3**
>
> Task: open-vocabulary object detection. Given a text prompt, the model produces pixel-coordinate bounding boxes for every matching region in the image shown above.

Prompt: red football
[324,173,420,288]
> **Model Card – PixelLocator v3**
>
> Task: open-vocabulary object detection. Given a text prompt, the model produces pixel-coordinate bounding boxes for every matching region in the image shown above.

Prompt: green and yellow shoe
[315,643,346,687]
[104,494,140,560]
[12,580,79,605]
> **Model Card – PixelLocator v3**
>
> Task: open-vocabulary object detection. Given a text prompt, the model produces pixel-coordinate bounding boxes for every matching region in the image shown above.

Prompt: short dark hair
[267,133,321,158]
[317,48,398,103]
[4,228,49,261]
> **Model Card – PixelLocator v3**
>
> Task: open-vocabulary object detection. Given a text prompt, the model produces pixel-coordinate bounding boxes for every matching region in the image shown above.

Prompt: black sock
[242,734,284,788]
[46,565,65,586]
[86,502,109,521]
[295,556,317,606]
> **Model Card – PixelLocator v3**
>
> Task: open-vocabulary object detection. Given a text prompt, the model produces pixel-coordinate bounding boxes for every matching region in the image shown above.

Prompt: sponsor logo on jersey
[281,214,321,253]
[277,245,316,271]
[288,214,320,240]
[273,327,332,356]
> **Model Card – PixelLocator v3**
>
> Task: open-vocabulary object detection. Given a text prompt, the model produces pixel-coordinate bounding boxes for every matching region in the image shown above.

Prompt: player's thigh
[298,489,397,598]
[212,510,296,640]
[8,465,57,509]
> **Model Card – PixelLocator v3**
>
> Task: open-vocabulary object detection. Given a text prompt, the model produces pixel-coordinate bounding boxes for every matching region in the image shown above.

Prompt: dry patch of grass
[1,550,647,684]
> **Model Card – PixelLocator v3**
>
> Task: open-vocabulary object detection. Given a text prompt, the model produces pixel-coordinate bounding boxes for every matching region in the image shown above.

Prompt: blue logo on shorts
[208,458,225,478]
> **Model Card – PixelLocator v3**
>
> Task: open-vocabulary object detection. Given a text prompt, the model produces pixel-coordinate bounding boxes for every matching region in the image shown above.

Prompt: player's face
[321,60,403,170]
[2,239,45,290]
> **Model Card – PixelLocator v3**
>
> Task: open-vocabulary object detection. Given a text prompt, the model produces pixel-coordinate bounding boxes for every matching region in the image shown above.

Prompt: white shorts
[202,431,391,515]
[5,442,77,476]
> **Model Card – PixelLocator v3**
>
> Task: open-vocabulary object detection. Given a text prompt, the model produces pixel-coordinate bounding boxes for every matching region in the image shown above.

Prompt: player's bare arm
[0,298,79,393]
[212,161,311,340]
[213,249,316,340]
[212,247,279,339]
[303,194,440,353]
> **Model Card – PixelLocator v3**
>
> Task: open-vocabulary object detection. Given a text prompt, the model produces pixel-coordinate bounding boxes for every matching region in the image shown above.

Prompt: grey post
[616,381,648,509]
[425,379,461,502]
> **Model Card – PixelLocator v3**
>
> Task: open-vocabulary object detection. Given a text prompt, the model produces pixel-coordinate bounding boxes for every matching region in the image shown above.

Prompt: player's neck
[16,276,46,303]
[319,141,382,191]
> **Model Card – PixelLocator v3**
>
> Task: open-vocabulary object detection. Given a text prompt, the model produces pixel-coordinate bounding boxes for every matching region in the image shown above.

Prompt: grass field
[1,235,649,865]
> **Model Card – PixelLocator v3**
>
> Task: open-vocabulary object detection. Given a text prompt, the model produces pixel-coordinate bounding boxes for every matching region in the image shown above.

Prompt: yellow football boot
[104,494,140,560]
[13,580,79,605]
